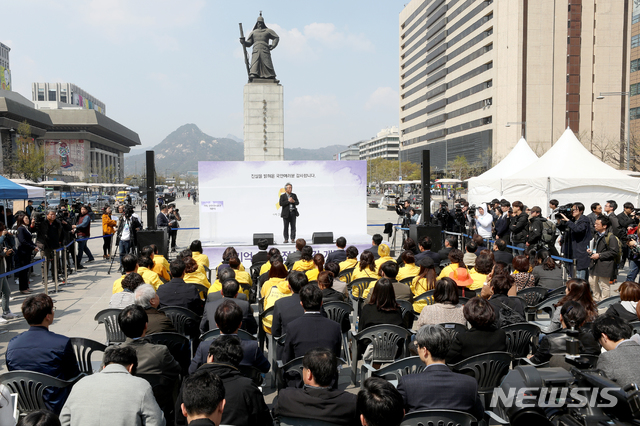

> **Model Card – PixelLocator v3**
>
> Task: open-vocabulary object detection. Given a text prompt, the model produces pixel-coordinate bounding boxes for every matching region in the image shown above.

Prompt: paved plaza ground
[0,194,626,405]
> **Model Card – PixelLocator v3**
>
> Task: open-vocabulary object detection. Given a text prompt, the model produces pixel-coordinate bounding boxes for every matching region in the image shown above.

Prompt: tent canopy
[22,184,45,199]
[0,176,29,199]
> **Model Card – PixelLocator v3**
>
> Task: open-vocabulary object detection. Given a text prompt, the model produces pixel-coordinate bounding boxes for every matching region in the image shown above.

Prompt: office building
[32,83,106,115]
[630,2,640,149]
[0,42,10,91]
[399,0,631,170]
[359,126,400,160]
[335,142,361,160]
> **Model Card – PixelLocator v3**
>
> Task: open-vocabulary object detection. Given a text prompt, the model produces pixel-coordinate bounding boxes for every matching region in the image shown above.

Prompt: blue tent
[0,175,29,199]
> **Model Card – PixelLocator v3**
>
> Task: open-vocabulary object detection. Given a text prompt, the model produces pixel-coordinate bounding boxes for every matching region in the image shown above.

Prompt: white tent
[9,180,45,198]
[501,128,640,215]
[468,137,538,205]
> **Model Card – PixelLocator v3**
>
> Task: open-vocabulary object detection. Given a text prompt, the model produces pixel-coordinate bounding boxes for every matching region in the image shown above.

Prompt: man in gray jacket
[588,216,619,302]
[60,346,165,425]
[592,315,640,388]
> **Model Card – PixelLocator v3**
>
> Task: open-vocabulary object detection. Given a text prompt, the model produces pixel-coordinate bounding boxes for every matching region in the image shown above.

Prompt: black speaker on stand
[137,228,169,258]
[312,232,333,244]
[253,233,274,245]
[412,149,443,251]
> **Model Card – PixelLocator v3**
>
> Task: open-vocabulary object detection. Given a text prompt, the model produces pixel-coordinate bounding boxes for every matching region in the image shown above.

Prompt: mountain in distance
[124,123,347,175]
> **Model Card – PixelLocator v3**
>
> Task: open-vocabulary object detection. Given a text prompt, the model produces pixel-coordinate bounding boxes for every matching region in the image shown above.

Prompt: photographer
[117,205,142,271]
[508,201,528,252]
[34,208,64,280]
[73,205,95,269]
[494,200,511,245]
[557,202,592,281]
[57,205,76,275]
[617,202,638,268]
[167,204,181,253]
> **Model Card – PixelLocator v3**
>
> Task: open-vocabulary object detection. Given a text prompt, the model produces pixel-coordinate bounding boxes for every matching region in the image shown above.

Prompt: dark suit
[252,250,269,266]
[397,364,484,420]
[200,297,257,335]
[6,326,81,414]
[145,307,176,335]
[275,386,359,426]
[156,212,170,228]
[366,245,381,260]
[597,340,640,388]
[446,328,507,364]
[283,312,342,363]
[189,336,270,375]
[493,250,513,266]
[280,192,299,242]
[415,250,441,263]
[157,277,204,316]
[117,337,181,382]
[326,249,347,264]
[437,247,452,263]
[285,250,302,270]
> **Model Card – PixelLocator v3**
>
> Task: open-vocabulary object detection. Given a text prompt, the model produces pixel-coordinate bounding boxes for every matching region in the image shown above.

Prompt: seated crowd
[6,205,640,426]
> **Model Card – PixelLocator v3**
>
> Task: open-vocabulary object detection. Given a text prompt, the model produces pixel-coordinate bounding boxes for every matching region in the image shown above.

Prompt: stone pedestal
[243,80,284,161]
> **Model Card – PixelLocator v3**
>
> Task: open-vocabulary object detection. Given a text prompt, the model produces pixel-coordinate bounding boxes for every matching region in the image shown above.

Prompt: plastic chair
[361,355,426,388]
[337,267,355,283]
[517,287,549,306]
[396,299,416,329]
[348,277,377,330]
[145,332,191,375]
[323,301,354,365]
[69,337,107,375]
[399,276,416,284]
[200,328,257,342]
[279,416,342,426]
[94,308,125,344]
[250,262,265,284]
[158,306,201,337]
[501,323,541,360]
[238,365,264,387]
[400,409,477,426]
[439,323,467,342]
[191,284,209,299]
[630,321,640,335]
[525,294,563,322]
[0,370,84,415]
[137,373,176,422]
[449,351,512,406]
[547,286,567,299]
[597,295,621,309]
[276,356,304,391]
[349,324,411,386]
[414,289,436,306]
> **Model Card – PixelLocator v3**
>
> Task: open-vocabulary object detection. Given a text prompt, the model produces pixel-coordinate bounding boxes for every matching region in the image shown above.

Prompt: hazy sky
[2,0,405,149]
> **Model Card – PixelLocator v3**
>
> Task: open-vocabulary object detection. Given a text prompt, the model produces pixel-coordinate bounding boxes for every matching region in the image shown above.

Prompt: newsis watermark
[490,387,621,409]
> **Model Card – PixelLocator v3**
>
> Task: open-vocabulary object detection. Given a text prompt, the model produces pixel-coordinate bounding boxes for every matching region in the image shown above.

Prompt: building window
[632,83,640,97]
[632,34,640,49]
[48,90,56,101]
[37,88,44,101]
[634,14,640,25]
[631,107,640,120]
[632,59,640,73]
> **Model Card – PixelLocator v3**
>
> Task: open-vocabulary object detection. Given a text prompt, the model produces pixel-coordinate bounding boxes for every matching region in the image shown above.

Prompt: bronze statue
[239,13,279,81]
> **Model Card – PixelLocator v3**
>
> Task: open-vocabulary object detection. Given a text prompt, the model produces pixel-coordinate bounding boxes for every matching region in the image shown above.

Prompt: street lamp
[505,122,527,141]
[596,91,631,170]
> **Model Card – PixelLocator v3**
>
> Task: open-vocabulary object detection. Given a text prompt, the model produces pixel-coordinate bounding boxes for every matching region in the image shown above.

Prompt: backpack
[604,233,623,265]
[541,220,557,244]
[498,302,526,328]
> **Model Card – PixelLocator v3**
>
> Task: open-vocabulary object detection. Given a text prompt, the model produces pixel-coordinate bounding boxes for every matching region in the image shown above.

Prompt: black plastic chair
[94,308,125,344]
[630,321,640,335]
[70,337,107,375]
[145,332,191,375]
[0,370,84,415]
[414,289,436,306]
[399,276,416,284]
[439,323,467,342]
[458,297,470,305]
[276,356,305,391]
[200,328,257,342]
[361,355,426,388]
[349,324,411,386]
[526,294,563,322]
[323,301,354,365]
[597,295,621,309]
[136,373,176,423]
[337,267,355,283]
[238,365,264,387]
[396,299,416,329]
[400,409,477,426]
[279,416,342,426]
[349,277,377,298]
[158,306,201,337]
[449,351,512,406]
[250,262,266,284]
[547,286,567,299]
[191,284,209,299]
[501,323,541,361]
[517,287,549,306]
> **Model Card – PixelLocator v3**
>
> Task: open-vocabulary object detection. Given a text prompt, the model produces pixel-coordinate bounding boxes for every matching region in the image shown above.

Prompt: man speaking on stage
[279,183,299,243]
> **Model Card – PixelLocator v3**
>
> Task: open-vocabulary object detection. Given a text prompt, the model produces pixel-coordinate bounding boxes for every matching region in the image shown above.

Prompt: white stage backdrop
[198,161,368,245]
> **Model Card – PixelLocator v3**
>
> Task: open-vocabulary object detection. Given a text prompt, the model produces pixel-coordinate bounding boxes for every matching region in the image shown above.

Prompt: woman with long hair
[437,249,466,279]
[411,257,437,312]
[190,240,209,269]
[351,251,380,297]
[101,206,117,259]
[548,278,598,332]
[415,277,465,328]
[532,250,563,289]
[306,253,324,282]
[359,278,403,331]
[15,212,37,294]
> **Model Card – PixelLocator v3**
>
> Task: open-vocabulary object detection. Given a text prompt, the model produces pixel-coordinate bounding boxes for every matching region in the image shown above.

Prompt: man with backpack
[588,215,620,302]
[526,206,556,252]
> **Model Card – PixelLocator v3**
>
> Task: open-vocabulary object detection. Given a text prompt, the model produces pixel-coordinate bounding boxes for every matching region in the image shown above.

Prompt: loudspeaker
[253,233,274,245]
[312,232,334,244]
[409,224,442,252]
[146,150,156,230]
[137,228,169,258]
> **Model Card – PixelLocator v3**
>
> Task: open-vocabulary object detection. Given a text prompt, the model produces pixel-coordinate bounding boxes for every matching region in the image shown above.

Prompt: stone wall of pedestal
[243,80,284,161]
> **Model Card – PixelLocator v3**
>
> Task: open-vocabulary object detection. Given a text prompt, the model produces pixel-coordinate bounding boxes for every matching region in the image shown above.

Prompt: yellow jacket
[396,263,420,282]
[306,268,320,282]
[185,263,211,288]
[411,276,435,313]
[137,267,163,290]
[292,259,314,272]
[217,261,244,272]
[209,269,252,297]
[374,256,396,270]
[112,275,127,294]
[155,255,170,274]
[469,268,487,291]
[351,267,380,297]
[102,214,117,235]
[192,251,210,269]
[261,278,292,333]
[338,258,358,282]
[437,263,460,280]
[152,260,170,281]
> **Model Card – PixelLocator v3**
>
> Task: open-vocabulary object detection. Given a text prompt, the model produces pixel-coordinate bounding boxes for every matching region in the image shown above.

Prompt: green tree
[447,155,471,180]
[13,121,59,181]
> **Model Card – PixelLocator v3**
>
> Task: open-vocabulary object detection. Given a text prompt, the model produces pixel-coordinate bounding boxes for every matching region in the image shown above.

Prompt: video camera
[123,205,135,219]
[556,203,573,220]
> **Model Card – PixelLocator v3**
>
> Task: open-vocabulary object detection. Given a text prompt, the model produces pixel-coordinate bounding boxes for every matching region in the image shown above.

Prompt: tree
[367,158,422,186]
[447,155,471,180]
[12,121,59,181]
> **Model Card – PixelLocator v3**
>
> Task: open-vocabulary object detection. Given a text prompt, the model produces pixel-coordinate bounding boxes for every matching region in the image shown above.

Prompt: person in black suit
[251,238,270,266]
[156,259,204,316]
[367,234,383,260]
[6,293,81,414]
[326,236,348,264]
[446,297,507,364]
[272,271,309,359]
[414,236,441,264]
[189,299,270,374]
[397,324,484,420]
[156,204,170,228]
[492,239,513,266]
[274,348,359,426]
[200,279,257,334]
[437,236,458,264]
[279,183,299,244]
[283,285,342,363]
[358,377,405,426]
